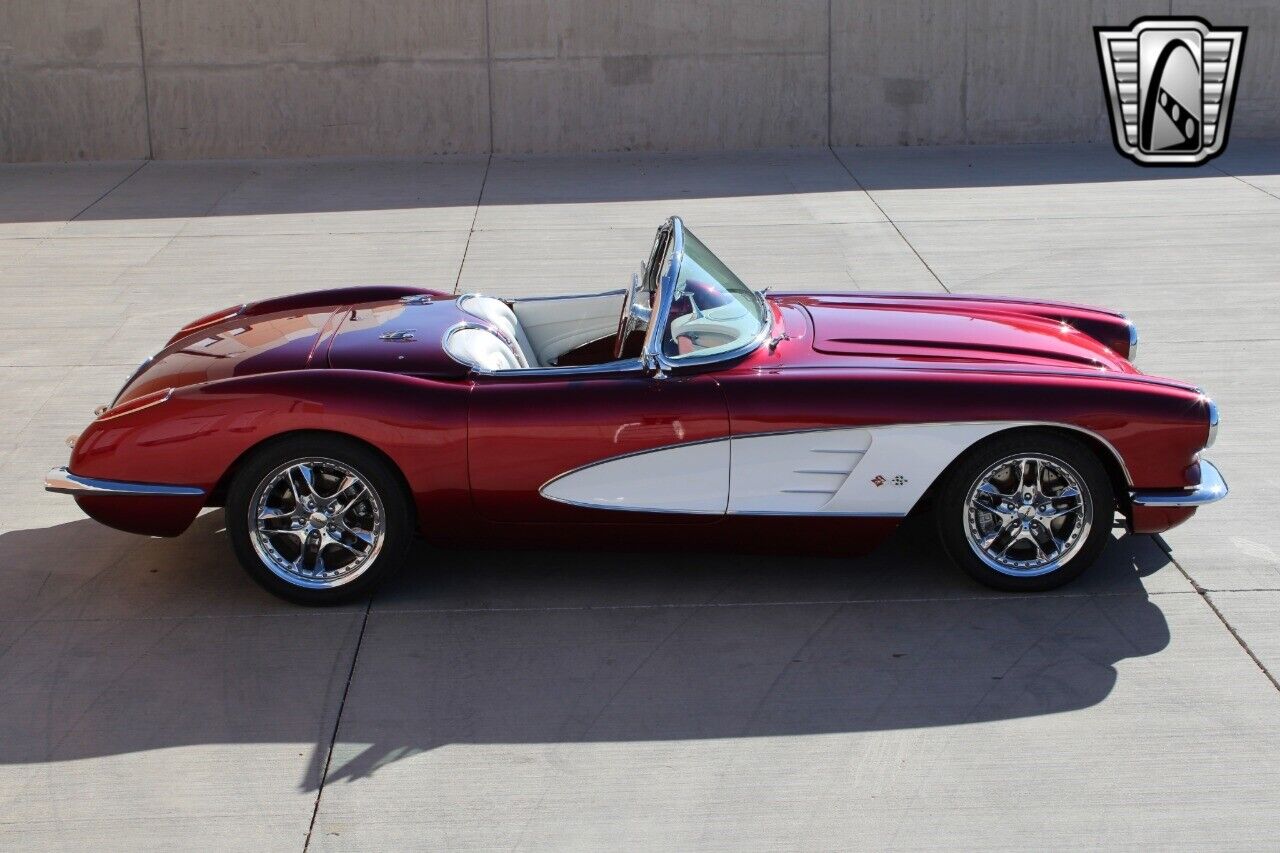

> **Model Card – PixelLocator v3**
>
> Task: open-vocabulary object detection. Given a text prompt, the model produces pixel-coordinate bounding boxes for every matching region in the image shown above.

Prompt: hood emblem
[378,329,416,343]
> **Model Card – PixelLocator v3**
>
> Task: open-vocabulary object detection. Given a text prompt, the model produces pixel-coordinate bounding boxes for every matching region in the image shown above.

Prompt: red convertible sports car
[46,217,1226,604]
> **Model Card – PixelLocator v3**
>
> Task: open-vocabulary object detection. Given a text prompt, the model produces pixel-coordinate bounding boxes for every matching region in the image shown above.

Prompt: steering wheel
[613,273,644,360]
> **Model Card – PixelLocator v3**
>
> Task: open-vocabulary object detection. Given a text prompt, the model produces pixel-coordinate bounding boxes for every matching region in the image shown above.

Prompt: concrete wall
[2,0,1277,161]
[0,1,149,161]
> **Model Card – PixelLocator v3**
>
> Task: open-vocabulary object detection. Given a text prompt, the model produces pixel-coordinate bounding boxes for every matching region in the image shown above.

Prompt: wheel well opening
[207,429,414,510]
[909,425,1130,516]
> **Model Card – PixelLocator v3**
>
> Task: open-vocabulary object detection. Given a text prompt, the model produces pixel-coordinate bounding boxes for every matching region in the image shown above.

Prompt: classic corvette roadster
[46,217,1226,604]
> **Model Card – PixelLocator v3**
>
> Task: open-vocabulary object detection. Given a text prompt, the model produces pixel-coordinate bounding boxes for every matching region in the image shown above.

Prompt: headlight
[1205,397,1219,448]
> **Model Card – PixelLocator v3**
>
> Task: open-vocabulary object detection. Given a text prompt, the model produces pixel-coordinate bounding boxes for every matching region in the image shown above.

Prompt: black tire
[935,430,1114,592]
[226,434,414,605]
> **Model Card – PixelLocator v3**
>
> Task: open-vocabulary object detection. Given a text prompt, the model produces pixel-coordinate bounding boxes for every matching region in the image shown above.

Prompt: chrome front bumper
[44,467,205,498]
[1130,459,1228,507]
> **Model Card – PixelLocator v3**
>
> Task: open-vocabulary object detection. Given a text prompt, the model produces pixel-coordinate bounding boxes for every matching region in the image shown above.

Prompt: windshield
[662,227,767,360]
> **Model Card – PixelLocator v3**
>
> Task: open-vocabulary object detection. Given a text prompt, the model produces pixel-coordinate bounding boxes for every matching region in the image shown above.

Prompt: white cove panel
[729,422,1032,516]
[540,422,1032,517]
[819,422,1031,515]
[728,429,872,513]
[540,440,730,513]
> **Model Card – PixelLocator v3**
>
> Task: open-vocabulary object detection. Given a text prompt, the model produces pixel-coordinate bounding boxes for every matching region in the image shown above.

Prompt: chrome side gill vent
[779,445,868,498]
[399,294,433,305]
[726,430,874,514]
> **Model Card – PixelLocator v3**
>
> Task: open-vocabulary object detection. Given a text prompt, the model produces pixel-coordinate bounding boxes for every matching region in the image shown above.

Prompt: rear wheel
[936,431,1114,591]
[226,435,413,605]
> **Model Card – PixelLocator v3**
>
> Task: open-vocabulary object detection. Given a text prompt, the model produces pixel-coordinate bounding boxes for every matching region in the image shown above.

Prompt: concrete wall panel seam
[135,0,153,159]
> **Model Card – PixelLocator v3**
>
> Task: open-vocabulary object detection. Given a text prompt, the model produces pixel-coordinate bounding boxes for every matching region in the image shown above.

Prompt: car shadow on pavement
[0,513,1173,792]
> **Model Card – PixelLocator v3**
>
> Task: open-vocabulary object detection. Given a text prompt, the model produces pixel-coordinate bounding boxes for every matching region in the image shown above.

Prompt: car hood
[795,295,1131,372]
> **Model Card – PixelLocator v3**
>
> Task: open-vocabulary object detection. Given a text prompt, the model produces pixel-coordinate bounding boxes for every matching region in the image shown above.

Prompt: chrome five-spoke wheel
[228,436,412,604]
[963,453,1092,577]
[249,457,386,589]
[937,431,1113,592]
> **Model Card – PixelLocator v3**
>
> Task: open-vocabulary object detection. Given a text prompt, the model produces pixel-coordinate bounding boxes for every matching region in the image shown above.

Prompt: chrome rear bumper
[1130,459,1228,507]
[44,467,205,498]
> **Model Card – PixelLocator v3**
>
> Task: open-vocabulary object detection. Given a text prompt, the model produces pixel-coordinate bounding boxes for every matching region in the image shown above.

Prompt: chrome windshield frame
[641,216,771,373]
[459,218,769,379]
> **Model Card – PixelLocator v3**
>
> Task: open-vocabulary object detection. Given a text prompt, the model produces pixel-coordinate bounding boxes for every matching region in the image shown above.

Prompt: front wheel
[226,435,414,605]
[936,431,1114,592]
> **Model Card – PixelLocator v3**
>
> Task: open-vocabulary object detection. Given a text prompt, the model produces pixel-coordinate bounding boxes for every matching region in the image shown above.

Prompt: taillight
[96,388,174,421]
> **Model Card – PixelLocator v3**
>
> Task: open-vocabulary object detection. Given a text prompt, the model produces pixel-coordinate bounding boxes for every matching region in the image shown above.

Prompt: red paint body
[66,287,1212,553]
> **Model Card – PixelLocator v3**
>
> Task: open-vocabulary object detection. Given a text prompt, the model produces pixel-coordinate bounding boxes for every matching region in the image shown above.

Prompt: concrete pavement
[1,143,1278,849]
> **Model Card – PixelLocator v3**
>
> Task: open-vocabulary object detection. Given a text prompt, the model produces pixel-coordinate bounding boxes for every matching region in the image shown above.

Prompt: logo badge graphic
[1095,17,1246,166]
[871,475,908,488]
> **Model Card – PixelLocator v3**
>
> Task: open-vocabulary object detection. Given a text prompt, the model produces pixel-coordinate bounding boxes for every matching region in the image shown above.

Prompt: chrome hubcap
[249,457,385,589]
[963,453,1092,577]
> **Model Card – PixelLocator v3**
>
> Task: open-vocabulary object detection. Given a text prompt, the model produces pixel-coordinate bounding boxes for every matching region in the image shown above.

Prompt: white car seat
[444,327,523,372]
[508,290,625,366]
[458,295,537,367]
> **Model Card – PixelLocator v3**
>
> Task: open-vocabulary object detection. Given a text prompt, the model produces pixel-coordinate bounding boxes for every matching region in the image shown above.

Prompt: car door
[468,369,730,523]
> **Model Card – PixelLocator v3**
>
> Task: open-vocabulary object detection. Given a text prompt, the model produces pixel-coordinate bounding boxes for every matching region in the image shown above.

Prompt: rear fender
[70,370,470,536]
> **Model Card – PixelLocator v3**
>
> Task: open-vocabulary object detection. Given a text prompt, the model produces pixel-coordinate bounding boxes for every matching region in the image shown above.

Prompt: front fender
[719,368,1211,491]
